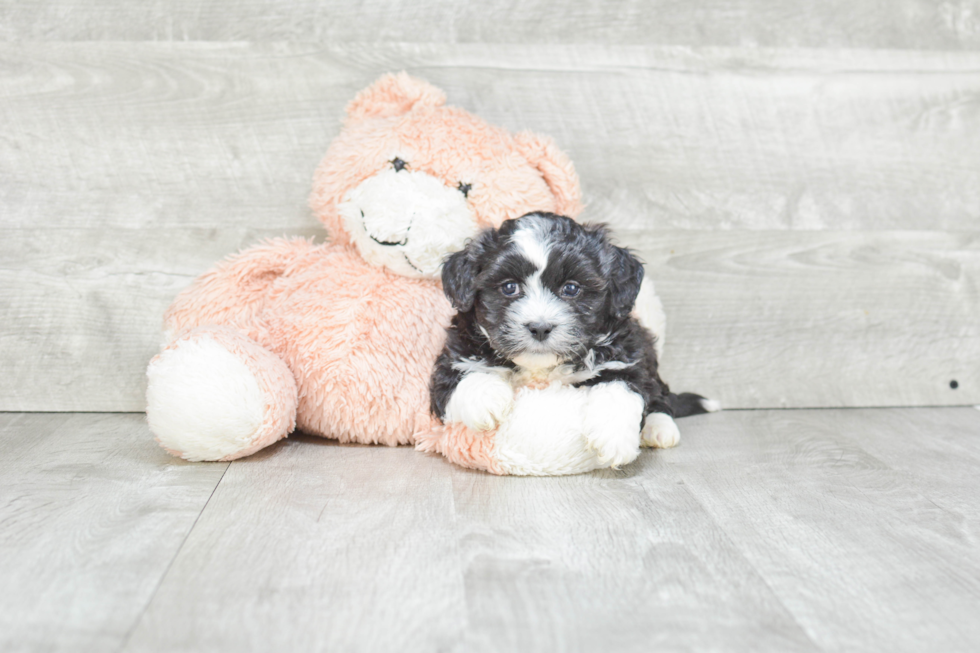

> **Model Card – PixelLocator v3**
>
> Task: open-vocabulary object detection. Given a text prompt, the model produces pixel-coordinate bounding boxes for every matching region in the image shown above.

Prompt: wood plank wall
[1,4,978,411]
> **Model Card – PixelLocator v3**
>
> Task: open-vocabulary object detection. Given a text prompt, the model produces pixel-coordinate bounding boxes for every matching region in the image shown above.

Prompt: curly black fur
[430,212,708,423]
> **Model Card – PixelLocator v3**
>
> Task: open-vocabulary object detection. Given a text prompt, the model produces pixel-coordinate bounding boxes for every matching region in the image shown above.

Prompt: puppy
[430,212,715,467]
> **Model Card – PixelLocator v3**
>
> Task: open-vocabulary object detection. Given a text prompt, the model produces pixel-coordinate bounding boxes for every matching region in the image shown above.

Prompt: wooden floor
[2,408,979,652]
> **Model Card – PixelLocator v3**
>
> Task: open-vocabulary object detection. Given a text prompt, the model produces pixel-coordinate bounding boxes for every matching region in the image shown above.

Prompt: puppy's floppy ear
[442,228,497,312]
[607,245,645,320]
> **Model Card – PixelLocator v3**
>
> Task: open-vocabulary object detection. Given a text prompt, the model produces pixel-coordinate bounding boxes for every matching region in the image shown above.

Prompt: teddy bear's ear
[345,72,447,124]
[513,131,584,218]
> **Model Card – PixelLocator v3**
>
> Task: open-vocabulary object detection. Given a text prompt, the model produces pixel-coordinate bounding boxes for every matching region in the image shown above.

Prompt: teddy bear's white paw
[444,372,514,431]
[147,328,297,461]
[584,381,644,468]
[642,412,681,449]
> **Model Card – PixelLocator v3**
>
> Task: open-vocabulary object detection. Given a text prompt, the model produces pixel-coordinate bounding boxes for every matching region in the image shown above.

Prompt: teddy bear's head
[310,73,582,278]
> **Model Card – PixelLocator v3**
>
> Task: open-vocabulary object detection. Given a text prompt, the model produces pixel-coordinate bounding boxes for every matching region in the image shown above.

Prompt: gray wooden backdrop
[2,2,978,412]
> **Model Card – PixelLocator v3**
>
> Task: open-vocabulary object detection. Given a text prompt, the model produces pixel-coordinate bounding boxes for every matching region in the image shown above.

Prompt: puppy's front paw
[444,372,514,431]
[588,426,641,468]
[584,381,644,468]
[642,412,681,448]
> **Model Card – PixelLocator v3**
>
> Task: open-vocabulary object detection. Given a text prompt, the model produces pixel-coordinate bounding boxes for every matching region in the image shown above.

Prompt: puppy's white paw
[584,381,644,468]
[444,372,514,431]
[642,412,681,449]
[590,429,641,468]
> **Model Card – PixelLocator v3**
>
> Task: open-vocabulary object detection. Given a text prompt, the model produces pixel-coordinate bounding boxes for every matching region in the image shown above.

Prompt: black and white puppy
[430,212,714,467]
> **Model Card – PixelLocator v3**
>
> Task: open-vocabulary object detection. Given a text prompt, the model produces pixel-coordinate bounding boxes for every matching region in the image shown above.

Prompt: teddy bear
[145,72,591,462]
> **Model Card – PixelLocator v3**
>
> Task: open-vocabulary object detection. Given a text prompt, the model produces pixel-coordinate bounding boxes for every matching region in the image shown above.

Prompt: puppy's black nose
[526,321,554,341]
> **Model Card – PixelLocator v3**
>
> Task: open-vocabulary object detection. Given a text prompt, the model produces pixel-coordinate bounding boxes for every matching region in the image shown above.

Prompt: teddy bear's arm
[164,237,316,340]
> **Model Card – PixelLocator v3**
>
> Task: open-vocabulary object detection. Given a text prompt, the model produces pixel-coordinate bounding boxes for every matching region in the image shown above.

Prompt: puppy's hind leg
[642,412,681,449]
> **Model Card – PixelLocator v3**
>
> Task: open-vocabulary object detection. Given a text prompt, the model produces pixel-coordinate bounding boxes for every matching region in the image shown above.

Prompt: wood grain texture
[122,436,465,653]
[2,43,978,410]
[818,407,980,524]
[4,408,980,651]
[2,43,978,232]
[2,0,980,49]
[3,227,975,411]
[629,229,980,409]
[668,408,980,652]
[0,226,319,412]
[449,463,819,652]
[0,412,228,653]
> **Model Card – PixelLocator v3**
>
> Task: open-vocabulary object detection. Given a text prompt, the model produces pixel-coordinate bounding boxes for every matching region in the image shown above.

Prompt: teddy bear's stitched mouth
[369,233,408,247]
[362,209,410,247]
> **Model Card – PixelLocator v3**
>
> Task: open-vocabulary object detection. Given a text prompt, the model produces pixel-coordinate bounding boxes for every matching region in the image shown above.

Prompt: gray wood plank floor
[3,408,980,652]
[0,413,228,653]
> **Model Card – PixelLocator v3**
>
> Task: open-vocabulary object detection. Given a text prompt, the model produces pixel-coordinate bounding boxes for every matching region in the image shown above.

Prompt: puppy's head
[442,212,644,368]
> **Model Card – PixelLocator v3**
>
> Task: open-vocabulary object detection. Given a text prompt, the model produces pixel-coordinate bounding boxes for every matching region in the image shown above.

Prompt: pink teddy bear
[145,73,584,461]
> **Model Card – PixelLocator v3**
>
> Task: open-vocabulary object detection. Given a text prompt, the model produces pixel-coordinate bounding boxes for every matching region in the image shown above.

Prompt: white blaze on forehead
[510,217,555,307]
[510,220,552,275]
[503,217,577,366]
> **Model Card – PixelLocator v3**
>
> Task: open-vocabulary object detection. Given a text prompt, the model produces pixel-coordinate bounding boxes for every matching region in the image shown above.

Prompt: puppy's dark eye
[561,282,581,298]
[457,182,472,198]
[501,281,520,297]
[391,157,408,172]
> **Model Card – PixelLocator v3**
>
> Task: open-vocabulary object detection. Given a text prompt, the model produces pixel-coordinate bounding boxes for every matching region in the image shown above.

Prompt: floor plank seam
[658,459,827,652]
[0,410,148,415]
[2,406,976,417]
[446,470,471,650]
[718,404,980,412]
[115,461,231,652]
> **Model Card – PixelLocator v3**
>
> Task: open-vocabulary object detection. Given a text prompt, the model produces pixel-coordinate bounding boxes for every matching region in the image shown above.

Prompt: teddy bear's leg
[146,325,297,462]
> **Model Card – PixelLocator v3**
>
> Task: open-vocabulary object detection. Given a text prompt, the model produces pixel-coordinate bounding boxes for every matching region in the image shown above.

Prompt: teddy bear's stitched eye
[457,182,472,198]
[391,157,407,172]
[560,282,581,298]
[501,281,520,297]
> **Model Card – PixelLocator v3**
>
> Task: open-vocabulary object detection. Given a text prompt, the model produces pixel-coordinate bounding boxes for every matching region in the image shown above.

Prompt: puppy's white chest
[511,353,562,390]
[512,352,560,372]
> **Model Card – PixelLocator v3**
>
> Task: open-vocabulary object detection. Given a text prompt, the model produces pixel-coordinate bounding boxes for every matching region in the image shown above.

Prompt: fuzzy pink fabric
[166,243,451,446]
[165,238,317,339]
[415,423,504,475]
[152,72,583,460]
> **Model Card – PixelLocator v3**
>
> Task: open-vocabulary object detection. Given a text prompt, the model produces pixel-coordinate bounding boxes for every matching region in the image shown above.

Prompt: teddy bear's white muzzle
[338,167,478,278]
